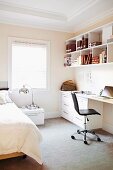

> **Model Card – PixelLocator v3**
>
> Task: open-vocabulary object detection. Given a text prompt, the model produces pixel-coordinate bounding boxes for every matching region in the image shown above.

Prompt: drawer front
[62,98,73,106]
[61,106,70,115]
[27,113,44,125]
[61,91,71,97]
[62,103,73,111]
[62,95,73,107]
[61,110,70,120]
[62,92,72,101]
[25,111,44,116]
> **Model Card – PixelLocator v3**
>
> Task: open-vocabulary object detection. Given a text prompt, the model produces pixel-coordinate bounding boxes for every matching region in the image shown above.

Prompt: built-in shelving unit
[64,23,113,67]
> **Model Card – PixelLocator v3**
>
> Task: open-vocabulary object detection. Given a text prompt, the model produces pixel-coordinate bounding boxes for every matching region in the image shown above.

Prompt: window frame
[8,37,50,91]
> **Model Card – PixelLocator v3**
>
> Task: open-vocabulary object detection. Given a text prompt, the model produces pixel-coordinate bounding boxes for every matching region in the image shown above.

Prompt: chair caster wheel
[77,130,80,134]
[97,138,101,142]
[84,141,88,144]
[71,135,76,140]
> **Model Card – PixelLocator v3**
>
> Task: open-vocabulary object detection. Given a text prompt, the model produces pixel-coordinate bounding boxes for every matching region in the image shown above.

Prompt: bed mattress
[0,103,42,164]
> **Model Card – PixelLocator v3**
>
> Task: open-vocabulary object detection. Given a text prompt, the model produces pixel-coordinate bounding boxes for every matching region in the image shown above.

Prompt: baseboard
[44,111,61,119]
[103,121,113,134]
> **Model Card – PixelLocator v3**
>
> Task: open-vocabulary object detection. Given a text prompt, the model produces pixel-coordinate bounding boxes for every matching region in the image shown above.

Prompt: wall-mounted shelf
[64,23,113,67]
[69,62,113,68]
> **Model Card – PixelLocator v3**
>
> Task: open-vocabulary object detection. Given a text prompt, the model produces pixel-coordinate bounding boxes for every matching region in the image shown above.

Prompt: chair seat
[79,109,101,116]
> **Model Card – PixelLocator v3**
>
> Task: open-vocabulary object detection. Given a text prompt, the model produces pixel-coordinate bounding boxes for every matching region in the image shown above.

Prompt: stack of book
[81,54,92,65]
[92,56,99,64]
[66,40,76,53]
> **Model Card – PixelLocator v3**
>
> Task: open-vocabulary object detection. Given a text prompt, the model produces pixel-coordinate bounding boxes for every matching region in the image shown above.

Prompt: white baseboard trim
[44,111,61,119]
[103,121,113,134]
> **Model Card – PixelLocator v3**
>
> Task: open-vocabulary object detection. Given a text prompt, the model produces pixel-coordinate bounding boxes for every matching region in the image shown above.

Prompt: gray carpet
[1,118,113,170]
[39,118,113,170]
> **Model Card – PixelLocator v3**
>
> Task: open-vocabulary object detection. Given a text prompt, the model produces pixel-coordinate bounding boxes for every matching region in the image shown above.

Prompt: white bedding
[0,103,42,164]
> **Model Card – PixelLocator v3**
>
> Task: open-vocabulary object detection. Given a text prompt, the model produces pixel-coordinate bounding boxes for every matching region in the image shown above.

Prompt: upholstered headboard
[0,81,8,90]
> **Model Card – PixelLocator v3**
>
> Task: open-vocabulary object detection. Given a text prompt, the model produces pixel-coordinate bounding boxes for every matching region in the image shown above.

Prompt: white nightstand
[21,107,44,125]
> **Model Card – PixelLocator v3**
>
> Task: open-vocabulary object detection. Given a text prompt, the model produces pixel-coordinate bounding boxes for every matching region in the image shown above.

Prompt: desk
[61,91,113,134]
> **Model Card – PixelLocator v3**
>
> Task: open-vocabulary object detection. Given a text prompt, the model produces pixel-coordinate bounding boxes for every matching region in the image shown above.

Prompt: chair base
[71,129,101,144]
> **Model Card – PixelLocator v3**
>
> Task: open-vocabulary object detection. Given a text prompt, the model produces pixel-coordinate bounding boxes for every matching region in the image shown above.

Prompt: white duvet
[0,103,42,164]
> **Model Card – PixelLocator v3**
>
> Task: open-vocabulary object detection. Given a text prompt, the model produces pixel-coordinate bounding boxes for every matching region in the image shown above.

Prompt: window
[8,37,50,90]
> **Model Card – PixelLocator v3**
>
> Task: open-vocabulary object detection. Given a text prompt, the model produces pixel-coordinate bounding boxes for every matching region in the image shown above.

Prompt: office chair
[71,92,101,144]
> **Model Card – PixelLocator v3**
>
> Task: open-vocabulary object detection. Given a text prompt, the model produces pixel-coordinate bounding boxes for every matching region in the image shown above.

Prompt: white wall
[74,64,113,95]
[0,23,74,119]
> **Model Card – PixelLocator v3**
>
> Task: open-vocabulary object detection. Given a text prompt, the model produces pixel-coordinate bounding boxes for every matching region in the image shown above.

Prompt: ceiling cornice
[0,16,71,33]
[68,0,100,21]
[72,7,113,32]
[0,1,67,21]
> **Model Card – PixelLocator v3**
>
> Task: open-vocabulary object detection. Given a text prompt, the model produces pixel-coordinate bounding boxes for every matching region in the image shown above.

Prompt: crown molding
[72,7,113,32]
[0,1,67,21]
[0,17,71,33]
[68,0,100,21]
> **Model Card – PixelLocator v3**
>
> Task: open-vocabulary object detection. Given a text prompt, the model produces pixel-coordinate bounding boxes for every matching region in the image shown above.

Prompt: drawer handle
[76,117,82,121]
[63,111,68,114]
[63,95,70,98]
[64,103,69,106]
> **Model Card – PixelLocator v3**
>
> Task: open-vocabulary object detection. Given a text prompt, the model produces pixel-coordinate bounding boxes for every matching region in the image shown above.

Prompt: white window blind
[9,38,50,90]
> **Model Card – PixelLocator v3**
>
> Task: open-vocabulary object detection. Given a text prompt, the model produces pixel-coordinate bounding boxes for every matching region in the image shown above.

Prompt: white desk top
[77,93,113,104]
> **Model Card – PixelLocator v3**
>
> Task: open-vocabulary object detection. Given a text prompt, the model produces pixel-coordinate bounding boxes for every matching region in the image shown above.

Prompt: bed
[0,90,42,164]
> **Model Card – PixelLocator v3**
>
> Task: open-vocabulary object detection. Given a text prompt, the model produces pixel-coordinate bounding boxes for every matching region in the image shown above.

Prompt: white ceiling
[0,0,113,32]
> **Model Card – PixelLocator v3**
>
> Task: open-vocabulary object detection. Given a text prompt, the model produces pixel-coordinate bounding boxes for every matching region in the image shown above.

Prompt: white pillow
[0,93,7,104]
[0,90,13,104]
[6,94,13,103]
